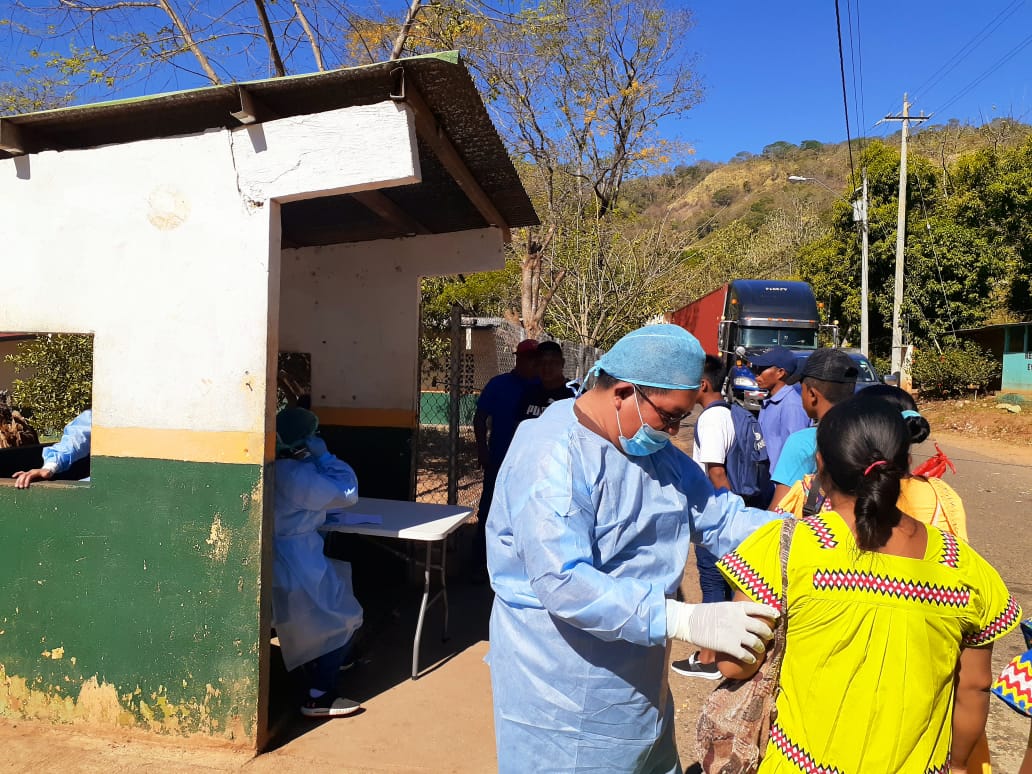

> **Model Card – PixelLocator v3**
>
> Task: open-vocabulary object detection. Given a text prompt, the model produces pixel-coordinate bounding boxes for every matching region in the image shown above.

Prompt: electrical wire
[911,170,959,342]
[930,29,1032,119]
[845,0,867,158]
[834,0,857,189]
[911,0,1024,106]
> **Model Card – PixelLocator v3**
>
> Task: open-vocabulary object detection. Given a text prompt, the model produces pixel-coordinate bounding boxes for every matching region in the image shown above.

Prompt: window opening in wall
[0,333,94,485]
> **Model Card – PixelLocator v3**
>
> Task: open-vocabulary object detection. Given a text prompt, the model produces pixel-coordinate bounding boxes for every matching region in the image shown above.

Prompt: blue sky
[681,1,1032,162]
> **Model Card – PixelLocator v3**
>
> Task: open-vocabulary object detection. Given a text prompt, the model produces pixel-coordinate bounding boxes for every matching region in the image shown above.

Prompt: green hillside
[617,118,1032,358]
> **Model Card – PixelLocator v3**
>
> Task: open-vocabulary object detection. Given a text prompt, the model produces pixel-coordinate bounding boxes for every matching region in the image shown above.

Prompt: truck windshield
[741,327,818,349]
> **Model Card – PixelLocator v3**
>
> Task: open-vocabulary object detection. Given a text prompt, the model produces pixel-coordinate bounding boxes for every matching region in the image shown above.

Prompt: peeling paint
[205,513,231,563]
[0,666,254,742]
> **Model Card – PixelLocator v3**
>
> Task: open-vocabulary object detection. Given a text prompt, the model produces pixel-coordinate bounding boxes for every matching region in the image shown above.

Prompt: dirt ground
[920,395,1032,446]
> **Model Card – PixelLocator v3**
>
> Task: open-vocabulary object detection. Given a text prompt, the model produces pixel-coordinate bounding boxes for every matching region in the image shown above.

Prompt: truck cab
[718,280,820,410]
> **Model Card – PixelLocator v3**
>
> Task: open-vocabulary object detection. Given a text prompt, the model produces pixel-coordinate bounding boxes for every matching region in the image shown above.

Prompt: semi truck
[669,280,831,410]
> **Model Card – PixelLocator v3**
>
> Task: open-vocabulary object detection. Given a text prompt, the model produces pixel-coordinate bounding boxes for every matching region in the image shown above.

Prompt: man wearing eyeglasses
[486,324,780,774]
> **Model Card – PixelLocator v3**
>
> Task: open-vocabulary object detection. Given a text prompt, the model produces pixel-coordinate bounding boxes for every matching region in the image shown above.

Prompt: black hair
[593,368,668,396]
[816,396,910,552]
[802,376,855,406]
[856,384,930,444]
[702,355,727,393]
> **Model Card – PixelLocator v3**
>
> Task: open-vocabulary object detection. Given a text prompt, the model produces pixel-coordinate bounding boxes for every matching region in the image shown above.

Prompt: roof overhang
[0,52,539,246]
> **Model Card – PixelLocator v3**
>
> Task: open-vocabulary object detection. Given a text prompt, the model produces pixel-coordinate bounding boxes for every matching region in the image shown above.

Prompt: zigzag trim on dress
[938,530,960,568]
[801,513,837,549]
[965,596,1022,647]
[718,552,780,610]
[769,723,843,774]
[811,570,970,607]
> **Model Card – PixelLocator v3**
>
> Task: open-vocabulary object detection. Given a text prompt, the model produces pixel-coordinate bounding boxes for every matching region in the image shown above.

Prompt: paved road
[670,428,1032,772]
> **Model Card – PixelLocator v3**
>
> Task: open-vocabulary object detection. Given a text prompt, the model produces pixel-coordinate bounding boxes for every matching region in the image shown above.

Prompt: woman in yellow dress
[716,396,1021,773]
[776,384,967,539]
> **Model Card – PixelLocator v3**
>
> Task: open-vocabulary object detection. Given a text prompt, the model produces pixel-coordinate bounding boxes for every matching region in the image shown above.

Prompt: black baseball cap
[787,348,858,384]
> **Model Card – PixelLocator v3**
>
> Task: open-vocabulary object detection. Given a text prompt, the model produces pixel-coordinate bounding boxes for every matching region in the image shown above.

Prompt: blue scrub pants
[299,639,354,694]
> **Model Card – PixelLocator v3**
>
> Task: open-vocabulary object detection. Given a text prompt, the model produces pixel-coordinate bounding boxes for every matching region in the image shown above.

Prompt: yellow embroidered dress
[718,513,1020,773]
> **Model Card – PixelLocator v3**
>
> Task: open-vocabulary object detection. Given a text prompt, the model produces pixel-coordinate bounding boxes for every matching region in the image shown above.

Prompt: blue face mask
[617,391,670,456]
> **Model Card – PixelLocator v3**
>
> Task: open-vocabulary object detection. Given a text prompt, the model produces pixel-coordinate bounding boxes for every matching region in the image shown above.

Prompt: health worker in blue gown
[486,324,780,774]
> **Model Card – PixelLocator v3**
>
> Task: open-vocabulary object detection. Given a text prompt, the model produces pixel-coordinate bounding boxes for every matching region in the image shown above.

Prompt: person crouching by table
[273,407,364,718]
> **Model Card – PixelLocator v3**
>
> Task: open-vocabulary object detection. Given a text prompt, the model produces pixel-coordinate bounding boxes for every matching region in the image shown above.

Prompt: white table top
[321,497,473,541]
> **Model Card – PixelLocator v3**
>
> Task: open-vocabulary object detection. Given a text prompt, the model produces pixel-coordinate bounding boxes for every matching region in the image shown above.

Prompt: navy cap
[749,346,798,376]
[787,348,858,384]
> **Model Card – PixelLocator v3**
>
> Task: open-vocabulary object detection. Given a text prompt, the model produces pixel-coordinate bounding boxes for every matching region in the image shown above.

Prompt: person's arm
[696,407,733,492]
[714,589,768,680]
[950,646,994,772]
[769,482,791,510]
[706,463,731,491]
[14,410,92,489]
[685,461,779,559]
[473,406,490,469]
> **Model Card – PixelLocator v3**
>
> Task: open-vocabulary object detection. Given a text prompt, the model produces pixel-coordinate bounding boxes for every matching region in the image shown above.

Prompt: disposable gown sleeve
[509,444,669,647]
[284,454,359,512]
[687,479,780,559]
[41,410,92,474]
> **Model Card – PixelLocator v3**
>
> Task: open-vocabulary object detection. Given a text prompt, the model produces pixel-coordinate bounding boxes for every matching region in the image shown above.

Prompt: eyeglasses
[634,385,690,429]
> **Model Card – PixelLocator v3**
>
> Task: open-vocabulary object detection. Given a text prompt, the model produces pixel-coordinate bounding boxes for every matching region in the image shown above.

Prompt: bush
[5,334,93,437]
[911,341,999,398]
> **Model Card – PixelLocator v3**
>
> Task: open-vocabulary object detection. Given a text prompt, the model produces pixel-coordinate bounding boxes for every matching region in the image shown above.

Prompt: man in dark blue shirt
[472,339,540,579]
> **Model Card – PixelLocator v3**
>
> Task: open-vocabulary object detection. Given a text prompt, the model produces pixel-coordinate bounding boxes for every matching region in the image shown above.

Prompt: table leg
[440,539,450,641]
[412,540,433,679]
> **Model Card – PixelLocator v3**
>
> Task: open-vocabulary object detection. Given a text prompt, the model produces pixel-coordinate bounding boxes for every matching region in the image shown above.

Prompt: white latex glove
[666,599,778,663]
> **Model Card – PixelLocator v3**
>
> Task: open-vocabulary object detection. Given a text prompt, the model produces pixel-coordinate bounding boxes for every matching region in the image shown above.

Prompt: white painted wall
[279,229,504,410]
[0,101,422,460]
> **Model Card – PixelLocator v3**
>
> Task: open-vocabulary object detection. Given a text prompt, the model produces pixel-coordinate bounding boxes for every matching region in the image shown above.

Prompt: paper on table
[326,509,383,526]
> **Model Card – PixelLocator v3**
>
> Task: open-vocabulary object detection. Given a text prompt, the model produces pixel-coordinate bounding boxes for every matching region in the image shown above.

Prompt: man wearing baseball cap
[750,346,810,469]
[768,347,858,507]
[472,338,541,580]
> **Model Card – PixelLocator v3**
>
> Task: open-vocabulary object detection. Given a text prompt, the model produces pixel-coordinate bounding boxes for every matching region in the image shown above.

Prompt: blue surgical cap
[276,407,319,451]
[591,324,705,390]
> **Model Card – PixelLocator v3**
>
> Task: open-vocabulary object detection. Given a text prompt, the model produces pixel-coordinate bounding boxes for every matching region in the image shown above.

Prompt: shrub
[5,334,93,437]
[911,341,1000,398]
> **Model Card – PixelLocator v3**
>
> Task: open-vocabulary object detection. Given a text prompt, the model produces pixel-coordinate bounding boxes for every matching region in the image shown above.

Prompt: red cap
[514,339,539,355]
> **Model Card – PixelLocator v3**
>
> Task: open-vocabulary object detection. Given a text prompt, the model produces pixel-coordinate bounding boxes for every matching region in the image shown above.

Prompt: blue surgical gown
[41,410,92,474]
[272,452,363,672]
[486,399,777,773]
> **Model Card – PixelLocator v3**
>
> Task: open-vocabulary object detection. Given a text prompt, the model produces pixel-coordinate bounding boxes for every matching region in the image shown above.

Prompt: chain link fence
[415,309,602,511]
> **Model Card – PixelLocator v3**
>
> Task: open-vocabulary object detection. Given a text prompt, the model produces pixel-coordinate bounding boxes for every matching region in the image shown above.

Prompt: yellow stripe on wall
[92,426,270,465]
[313,407,417,429]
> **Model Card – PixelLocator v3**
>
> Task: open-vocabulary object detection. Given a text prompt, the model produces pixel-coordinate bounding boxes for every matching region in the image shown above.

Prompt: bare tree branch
[290,0,325,71]
[251,0,286,76]
[390,0,423,61]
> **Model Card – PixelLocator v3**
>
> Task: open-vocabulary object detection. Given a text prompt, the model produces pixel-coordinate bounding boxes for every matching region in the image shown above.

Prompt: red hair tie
[864,460,887,476]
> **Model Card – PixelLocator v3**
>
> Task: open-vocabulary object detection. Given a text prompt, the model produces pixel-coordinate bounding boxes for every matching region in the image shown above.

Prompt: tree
[5,334,93,437]
[412,0,703,339]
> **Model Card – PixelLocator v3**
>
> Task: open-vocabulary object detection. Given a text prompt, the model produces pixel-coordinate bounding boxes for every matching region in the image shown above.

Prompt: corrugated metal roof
[1,52,538,245]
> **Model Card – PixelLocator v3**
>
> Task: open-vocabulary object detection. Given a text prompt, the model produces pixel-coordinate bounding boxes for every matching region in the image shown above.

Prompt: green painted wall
[0,456,264,742]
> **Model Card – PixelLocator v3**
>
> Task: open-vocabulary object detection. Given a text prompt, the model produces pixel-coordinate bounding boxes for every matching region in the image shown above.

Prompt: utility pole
[881,94,928,377]
[852,169,870,356]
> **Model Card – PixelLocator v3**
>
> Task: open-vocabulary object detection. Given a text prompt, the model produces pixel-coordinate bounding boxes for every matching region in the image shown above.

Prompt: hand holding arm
[665,598,777,663]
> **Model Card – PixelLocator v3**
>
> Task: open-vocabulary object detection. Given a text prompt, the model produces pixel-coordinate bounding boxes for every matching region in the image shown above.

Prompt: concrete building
[0,52,536,748]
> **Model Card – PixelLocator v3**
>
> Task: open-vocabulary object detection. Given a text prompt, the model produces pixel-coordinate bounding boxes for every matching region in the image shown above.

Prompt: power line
[845,0,867,157]
[834,0,856,188]
[930,29,1032,118]
[911,0,1024,105]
